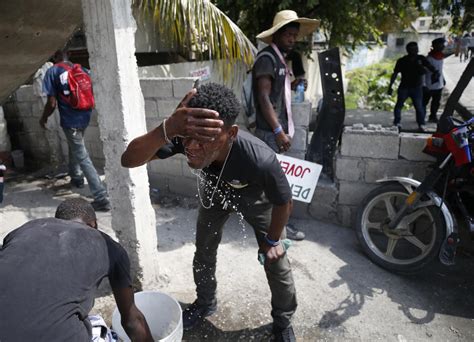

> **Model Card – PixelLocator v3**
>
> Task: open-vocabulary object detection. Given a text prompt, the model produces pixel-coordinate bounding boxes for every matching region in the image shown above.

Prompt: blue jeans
[63,128,107,202]
[393,86,426,126]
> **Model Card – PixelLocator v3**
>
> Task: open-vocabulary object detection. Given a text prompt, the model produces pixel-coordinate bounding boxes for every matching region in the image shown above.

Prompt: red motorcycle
[355,117,474,273]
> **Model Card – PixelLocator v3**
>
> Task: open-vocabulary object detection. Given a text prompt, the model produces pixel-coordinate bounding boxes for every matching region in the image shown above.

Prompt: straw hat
[256,10,320,45]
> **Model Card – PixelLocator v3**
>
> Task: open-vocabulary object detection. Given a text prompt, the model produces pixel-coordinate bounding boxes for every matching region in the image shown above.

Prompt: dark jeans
[393,86,426,126]
[423,88,442,119]
[193,188,297,328]
[0,182,3,203]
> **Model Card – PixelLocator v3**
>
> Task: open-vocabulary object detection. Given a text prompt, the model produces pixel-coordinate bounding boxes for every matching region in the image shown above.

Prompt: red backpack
[57,62,95,110]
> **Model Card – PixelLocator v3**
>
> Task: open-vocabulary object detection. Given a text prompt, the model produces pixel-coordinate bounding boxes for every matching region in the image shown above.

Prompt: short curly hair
[55,198,96,223]
[188,82,240,127]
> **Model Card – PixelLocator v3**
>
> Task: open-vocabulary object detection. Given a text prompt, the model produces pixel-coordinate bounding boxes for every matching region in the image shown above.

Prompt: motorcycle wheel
[356,183,445,273]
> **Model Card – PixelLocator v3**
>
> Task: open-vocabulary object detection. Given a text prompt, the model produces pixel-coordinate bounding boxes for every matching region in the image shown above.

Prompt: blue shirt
[43,64,92,129]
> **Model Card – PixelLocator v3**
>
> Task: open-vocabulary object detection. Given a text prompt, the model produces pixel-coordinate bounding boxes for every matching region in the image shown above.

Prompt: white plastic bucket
[11,150,24,169]
[112,291,183,342]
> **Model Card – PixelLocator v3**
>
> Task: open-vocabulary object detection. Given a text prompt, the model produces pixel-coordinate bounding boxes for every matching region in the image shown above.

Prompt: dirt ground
[1,174,474,341]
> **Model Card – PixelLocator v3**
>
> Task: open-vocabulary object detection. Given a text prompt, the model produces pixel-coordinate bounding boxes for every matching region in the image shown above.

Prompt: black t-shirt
[0,218,131,342]
[252,46,289,133]
[394,55,434,88]
[157,130,292,207]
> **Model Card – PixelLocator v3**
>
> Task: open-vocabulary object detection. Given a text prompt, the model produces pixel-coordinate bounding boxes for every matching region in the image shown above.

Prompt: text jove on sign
[276,154,322,203]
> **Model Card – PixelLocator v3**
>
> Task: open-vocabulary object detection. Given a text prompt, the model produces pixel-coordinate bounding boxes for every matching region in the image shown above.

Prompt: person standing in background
[387,41,438,132]
[252,10,319,241]
[460,34,470,62]
[423,38,448,124]
[39,50,110,211]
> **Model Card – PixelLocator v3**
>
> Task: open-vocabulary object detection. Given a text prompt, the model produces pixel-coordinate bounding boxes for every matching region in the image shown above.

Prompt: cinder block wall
[4,85,105,170]
[3,86,57,168]
[328,124,434,227]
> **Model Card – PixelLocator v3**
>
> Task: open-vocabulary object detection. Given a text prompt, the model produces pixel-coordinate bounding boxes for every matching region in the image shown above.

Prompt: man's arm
[121,89,223,167]
[256,76,291,152]
[112,286,153,342]
[387,71,398,95]
[387,59,401,95]
[260,200,292,263]
[39,96,56,129]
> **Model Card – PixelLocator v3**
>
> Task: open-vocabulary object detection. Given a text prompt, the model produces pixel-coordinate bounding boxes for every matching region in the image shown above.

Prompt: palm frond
[133,0,257,80]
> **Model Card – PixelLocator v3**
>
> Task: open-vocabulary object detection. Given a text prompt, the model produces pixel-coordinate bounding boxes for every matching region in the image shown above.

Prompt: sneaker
[272,325,296,342]
[91,199,111,212]
[418,124,427,133]
[70,178,85,188]
[428,116,438,123]
[394,123,402,132]
[183,301,217,329]
[285,224,305,241]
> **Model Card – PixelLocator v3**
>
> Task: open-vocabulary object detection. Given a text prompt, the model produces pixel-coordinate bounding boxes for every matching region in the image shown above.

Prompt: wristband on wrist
[264,234,280,247]
[273,125,283,135]
[162,118,171,144]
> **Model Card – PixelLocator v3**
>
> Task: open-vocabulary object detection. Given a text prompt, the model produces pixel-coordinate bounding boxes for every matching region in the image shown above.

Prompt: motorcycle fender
[376,177,456,236]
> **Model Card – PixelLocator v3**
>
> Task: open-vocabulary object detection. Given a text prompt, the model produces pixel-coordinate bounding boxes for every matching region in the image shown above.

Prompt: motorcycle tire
[355,183,446,273]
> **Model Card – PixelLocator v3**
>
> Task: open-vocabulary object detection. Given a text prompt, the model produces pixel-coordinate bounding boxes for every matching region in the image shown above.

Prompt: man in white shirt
[423,38,446,123]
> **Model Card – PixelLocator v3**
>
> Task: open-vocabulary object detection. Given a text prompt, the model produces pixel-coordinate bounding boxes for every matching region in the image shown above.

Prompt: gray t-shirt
[0,218,131,342]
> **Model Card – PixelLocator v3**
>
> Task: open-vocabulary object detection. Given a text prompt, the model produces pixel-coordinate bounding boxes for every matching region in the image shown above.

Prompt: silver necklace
[196,142,233,209]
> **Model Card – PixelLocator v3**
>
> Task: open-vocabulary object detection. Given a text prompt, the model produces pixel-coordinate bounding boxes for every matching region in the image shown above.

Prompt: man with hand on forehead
[122,83,298,342]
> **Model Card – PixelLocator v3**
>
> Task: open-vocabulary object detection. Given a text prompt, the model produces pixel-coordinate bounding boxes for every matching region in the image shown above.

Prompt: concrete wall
[139,60,248,101]
[344,45,388,71]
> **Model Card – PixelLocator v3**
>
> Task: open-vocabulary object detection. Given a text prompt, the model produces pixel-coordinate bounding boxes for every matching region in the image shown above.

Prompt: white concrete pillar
[81,0,159,288]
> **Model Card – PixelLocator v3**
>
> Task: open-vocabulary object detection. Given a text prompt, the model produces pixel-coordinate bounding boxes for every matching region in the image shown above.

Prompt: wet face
[183,125,237,169]
[273,26,299,52]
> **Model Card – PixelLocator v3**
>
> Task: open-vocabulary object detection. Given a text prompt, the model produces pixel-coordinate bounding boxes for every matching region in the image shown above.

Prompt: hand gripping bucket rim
[111,291,183,341]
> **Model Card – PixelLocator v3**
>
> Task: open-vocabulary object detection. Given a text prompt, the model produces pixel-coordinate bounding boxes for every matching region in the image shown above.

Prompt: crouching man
[121,83,298,342]
[0,198,153,342]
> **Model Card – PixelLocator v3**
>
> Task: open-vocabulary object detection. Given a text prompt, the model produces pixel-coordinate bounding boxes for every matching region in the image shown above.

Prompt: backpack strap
[250,51,277,74]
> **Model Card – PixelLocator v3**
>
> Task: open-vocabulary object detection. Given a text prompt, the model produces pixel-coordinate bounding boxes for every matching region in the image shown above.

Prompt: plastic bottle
[295,81,305,103]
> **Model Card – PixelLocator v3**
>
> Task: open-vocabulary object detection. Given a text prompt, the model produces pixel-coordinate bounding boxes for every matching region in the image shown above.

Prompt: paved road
[1,177,474,341]
[443,55,474,114]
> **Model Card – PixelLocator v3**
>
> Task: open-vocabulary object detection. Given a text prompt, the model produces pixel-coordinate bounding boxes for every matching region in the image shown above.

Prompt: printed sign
[189,66,211,81]
[276,154,322,203]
